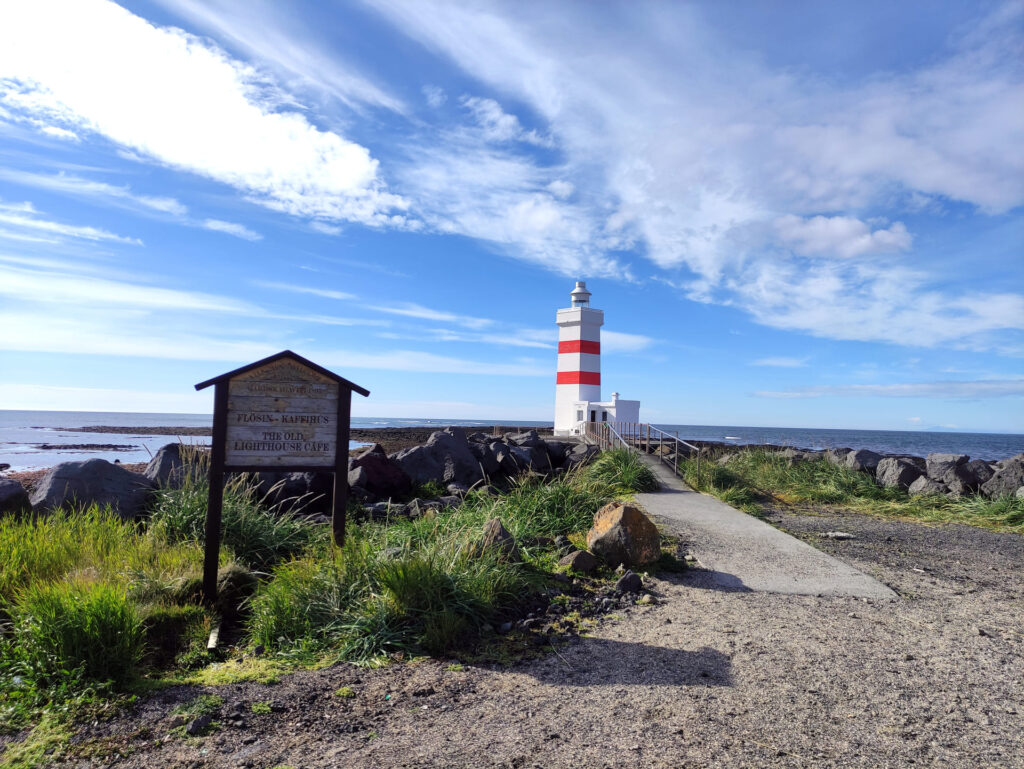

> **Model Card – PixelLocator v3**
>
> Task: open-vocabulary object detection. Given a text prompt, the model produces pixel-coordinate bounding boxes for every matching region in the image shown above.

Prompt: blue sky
[0,0,1021,432]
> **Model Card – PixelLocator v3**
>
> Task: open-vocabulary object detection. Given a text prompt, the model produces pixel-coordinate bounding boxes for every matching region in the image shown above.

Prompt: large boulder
[488,441,520,477]
[875,457,923,490]
[926,453,968,481]
[586,502,661,568]
[845,449,883,474]
[508,430,545,449]
[943,459,994,497]
[0,479,30,516]
[908,476,947,497]
[145,443,187,488]
[544,441,571,467]
[30,458,156,518]
[825,448,852,467]
[391,430,483,487]
[981,455,1024,499]
[351,444,412,498]
[562,443,600,470]
[510,445,551,473]
[467,440,501,480]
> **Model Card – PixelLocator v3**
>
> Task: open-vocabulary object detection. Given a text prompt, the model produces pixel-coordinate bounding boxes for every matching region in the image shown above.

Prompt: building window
[590,409,596,422]
[576,410,584,421]
[601,411,607,422]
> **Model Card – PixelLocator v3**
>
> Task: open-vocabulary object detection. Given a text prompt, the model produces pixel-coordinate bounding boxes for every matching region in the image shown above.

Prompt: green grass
[679,448,1024,532]
[245,452,655,664]
[1,441,657,764]
[149,448,324,572]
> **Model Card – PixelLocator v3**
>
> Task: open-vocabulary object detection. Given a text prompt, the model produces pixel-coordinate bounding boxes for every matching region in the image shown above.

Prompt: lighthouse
[554,281,640,435]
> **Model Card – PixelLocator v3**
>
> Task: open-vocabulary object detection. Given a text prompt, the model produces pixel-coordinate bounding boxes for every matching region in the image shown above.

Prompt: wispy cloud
[152,0,406,114]
[0,0,409,228]
[253,281,355,301]
[364,0,1023,349]
[602,330,655,354]
[0,169,187,215]
[201,218,262,241]
[0,201,141,244]
[368,301,494,329]
[756,379,1024,399]
[751,356,809,368]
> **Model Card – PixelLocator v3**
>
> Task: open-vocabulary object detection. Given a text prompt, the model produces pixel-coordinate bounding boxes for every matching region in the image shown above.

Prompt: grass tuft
[680,448,1024,532]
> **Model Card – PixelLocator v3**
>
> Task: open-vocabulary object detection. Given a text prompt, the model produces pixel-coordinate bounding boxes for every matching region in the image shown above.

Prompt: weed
[149,448,323,571]
[8,580,143,689]
[445,663,465,672]
[680,449,1024,533]
[172,694,223,718]
[250,701,272,715]
[585,449,659,493]
[334,687,356,699]
[0,714,70,769]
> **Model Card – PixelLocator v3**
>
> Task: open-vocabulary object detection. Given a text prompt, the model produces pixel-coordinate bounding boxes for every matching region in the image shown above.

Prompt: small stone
[975,626,989,637]
[186,714,213,736]
[557,549,599,574]
[498,621,513,633]
[615,570,643,593]
[637,594,655,605]
[168,715,187,729]
[822,531,855,540]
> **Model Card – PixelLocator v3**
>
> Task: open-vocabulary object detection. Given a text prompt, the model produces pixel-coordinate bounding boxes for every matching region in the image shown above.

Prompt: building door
[590,409,596,422]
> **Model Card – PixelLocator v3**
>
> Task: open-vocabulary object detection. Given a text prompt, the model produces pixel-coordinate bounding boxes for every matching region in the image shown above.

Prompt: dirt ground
[37,504,1022,769]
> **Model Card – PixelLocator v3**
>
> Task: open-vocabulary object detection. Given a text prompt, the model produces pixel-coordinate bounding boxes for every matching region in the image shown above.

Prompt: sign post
[195,350,369,603]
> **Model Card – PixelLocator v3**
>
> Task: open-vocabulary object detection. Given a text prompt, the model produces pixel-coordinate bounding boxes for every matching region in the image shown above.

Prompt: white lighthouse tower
[554,281,640,435]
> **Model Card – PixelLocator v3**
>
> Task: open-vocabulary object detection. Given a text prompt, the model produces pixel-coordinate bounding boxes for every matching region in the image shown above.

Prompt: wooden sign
[196,351,369,602]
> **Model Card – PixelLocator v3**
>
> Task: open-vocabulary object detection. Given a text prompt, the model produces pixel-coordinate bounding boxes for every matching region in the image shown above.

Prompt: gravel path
[45,507,1024,769]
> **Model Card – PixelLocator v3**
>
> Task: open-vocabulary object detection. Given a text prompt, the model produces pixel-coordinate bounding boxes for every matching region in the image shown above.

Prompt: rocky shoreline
[2,426,1022,520]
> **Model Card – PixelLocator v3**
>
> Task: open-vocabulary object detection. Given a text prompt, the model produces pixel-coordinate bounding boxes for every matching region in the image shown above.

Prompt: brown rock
[586,502,661,568]
[474,517,520,561]
[557,549,599,574]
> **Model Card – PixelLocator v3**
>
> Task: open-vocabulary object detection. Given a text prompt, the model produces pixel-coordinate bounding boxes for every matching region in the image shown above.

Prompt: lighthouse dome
[570,281,591,307]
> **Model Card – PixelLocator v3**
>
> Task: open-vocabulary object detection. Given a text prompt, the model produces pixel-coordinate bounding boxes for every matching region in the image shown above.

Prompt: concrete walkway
[635,455,898,599]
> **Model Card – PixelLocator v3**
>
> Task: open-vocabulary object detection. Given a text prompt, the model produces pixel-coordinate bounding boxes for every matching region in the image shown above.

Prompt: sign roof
[194,349,370,396]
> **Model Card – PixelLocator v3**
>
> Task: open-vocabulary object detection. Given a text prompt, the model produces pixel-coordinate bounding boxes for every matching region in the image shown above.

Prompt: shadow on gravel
[659,569,754,593]
[528,639,732,688]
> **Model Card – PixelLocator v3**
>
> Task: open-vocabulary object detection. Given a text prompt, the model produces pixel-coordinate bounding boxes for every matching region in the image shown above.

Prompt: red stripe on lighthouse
[556,371,601,385]
[558,340,601,354]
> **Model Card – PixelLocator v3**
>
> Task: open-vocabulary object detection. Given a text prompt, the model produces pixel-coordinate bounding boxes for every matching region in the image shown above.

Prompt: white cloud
[735,260,1024,349]
[756,379,1024,399]
[0,308,547,376]
[364,0,1024,349]
[0,0,408,228]
[906,416,922,423]
[602,330,655,353]
[368,302,494,329]
[0,201,141,244]
[253,281,355,301]
[0,383,211,413]
[39,125,79,141]
[461,96,552,147]
[774,215,912,258]
[0,169,188,216]
[751,356,809,368]
[152,0,406,114]
[202,218,262,240]
[423,85,447,107]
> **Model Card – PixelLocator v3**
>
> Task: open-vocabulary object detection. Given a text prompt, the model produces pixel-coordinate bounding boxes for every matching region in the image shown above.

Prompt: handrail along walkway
[583,421,702,480]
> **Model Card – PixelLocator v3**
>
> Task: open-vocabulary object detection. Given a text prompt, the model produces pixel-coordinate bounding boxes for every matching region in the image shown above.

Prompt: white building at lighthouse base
[558,392,641,436]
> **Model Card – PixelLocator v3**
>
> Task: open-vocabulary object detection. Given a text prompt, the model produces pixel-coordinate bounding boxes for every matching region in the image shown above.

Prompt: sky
[0,0,1021,432]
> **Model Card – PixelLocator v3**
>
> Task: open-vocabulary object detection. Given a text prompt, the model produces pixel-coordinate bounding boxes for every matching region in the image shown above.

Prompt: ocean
[0,410,1020,472]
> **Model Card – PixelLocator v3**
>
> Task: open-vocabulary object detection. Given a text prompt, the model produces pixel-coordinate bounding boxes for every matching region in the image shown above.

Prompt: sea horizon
[1,409,1021,472]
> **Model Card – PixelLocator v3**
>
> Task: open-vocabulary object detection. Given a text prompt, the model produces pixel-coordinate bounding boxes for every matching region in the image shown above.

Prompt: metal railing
[582,421,702,480]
